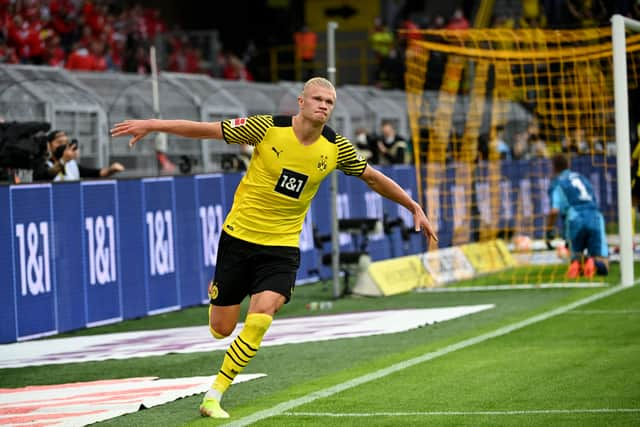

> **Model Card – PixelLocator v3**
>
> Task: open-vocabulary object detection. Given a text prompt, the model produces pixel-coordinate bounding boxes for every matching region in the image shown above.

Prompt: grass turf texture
[449,260,623,288]
[1,265,638,426]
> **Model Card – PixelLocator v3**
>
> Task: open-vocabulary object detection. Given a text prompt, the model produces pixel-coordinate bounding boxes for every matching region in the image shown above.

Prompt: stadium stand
[0,63,410,179]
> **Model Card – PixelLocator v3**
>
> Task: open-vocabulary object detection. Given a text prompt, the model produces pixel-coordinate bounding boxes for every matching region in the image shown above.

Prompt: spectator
[375,46,405,89]
[122,28,150,74]
[398,17,421,44]
[354,127,375,163]
[431,14,446,29]
[566,0,607,28]
[520,0,547,28]
[7,15,33,63]
[446,7,470,30]
[545,153,609,278]
[528,133,549,158]
[42,33,66,67]
[0,38,19,64]
[370,17,394,58]
[375,120,410,164]
[491,125,512,160]
[127,45,151,74]
[222,53,253,81]
[89,39,108,71]
[49,0,76,52]
[512,131,530,160]
[293,24,317,81]
[37,129,124,181]
[562,127,589,154]
[167,36,191,72]
[0,0,10,42]
[65,43,96,71]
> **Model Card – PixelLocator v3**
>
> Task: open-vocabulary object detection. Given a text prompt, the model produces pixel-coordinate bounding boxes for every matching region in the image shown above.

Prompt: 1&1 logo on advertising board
[82,181,122,326]
[195,175,225,302]
[10,184,57,340]
[142,178,180,314]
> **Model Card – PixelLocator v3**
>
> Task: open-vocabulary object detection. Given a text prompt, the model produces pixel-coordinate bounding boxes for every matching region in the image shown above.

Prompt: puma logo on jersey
[272,147,283,158]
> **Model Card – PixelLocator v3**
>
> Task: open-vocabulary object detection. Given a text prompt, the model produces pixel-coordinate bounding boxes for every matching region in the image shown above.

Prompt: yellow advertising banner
[368,255,433,295]
[421,247,475,284]
[461,240,517,273]
[494,239,517,268]
[462,241,504,274]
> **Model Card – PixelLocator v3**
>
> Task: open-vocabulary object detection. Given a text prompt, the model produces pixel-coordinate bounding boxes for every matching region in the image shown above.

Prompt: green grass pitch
[2,264,639,426]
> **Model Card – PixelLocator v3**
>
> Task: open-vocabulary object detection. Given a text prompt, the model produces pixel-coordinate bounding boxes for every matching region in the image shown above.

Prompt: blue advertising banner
[0,185,16,342]
[0,160,621,343]
[10,184,57,340]
[81,181,122,326]
[142,177,180,314]
[297,205,318,283]
[117,179,146,320]
[388,165,425,255]
[195,174,226,303]
[346,167,390,261]
[52,182,84,332]
[174,176,201,307]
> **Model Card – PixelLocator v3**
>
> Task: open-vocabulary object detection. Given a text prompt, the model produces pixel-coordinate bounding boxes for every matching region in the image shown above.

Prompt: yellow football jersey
[221,115,367,247]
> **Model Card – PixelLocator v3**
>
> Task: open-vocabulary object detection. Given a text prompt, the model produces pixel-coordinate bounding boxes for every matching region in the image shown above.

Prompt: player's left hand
[413,205,438,242]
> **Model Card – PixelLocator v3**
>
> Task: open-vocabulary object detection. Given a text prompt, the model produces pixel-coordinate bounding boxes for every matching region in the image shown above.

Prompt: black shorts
[209,231,300,306]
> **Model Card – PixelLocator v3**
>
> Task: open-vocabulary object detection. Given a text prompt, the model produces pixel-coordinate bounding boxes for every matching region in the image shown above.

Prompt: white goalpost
[612,14,639,287]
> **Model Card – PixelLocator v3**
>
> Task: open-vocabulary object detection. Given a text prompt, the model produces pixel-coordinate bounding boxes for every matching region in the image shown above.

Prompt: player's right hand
[110,120,153,148]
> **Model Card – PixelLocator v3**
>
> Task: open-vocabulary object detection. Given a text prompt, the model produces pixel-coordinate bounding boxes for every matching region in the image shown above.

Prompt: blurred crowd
[368,1,640,89]
[0,0,256,80]
[494,0,640,30]
[0,0,167,72]
[369,6,471,90]
[1,0,638,171]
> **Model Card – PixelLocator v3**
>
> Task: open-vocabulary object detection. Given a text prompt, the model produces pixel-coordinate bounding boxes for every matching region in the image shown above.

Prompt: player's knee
[209,326,228,339]
[209,320,235,339]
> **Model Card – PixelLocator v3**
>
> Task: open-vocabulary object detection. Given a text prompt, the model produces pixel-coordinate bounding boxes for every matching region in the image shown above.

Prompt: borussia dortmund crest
[208,280,219,300]
[317,155,328,172]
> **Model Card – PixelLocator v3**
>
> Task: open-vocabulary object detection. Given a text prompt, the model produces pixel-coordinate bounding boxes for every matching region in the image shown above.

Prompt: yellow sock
[212,313,272,394]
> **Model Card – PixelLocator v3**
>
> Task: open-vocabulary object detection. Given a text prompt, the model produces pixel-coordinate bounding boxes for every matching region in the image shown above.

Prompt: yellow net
[405,27,640,284]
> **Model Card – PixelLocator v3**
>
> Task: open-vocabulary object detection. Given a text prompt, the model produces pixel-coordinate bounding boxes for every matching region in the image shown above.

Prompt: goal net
[404,25,640,286]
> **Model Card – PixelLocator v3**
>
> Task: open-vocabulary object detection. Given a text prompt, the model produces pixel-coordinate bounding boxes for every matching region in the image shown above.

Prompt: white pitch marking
[222,284,634,427]
[415,283,608,292]
[0,306,494,369]
[282,409,640,417]
[566,309,640,315]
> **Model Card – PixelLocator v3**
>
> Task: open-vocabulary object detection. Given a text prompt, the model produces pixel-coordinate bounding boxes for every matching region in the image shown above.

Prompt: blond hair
[302,77,336,96]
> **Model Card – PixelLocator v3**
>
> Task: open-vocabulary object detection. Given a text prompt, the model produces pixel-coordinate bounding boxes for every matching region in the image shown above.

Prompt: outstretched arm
[358,165,438,242]
[110,119,223,147]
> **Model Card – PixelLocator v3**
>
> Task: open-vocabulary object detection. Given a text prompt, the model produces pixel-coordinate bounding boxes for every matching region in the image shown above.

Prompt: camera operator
[36,130,124,181]
[0,120,51,183]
